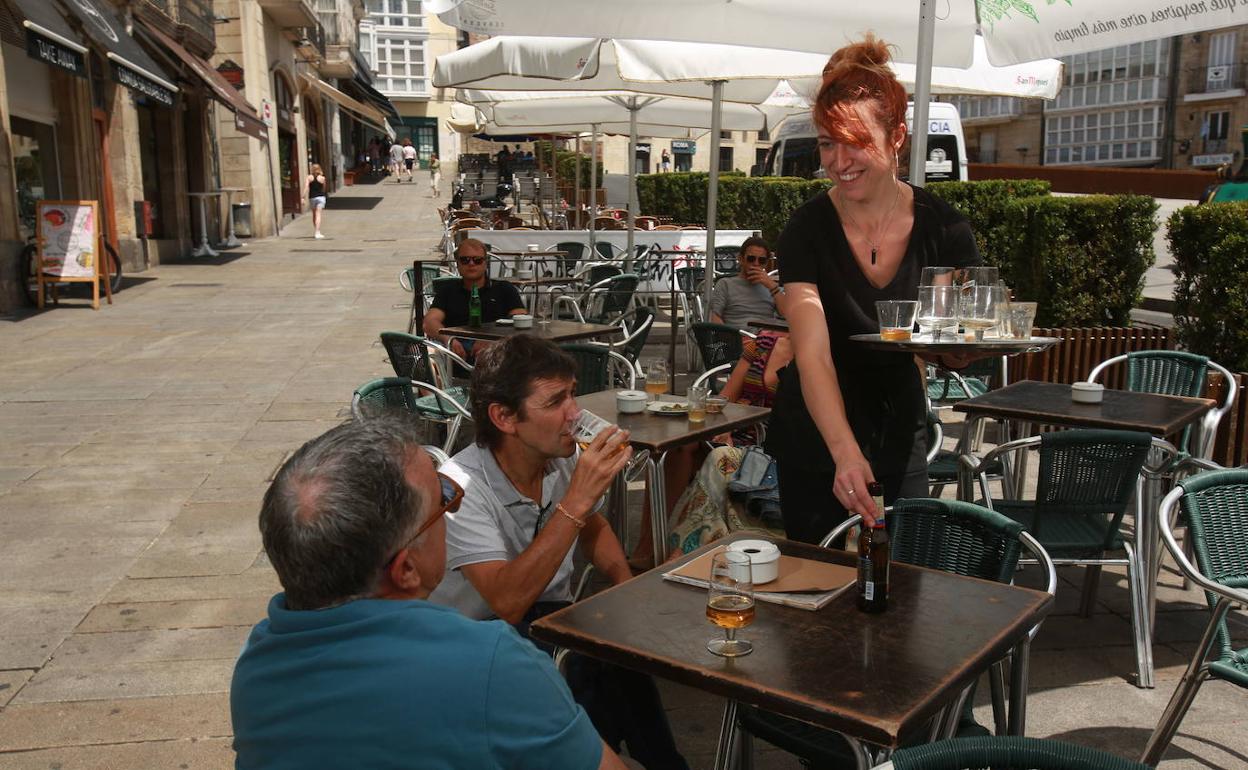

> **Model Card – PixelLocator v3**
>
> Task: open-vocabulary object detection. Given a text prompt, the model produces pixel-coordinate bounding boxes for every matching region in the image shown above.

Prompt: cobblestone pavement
[0,177,1242,769]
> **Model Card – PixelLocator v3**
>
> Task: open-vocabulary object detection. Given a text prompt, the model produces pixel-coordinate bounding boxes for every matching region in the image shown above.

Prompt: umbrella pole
[626,100,638,272]
[909,0,937,187]
[589,123,599,257]
[574,135,582,224]
[704,80,725,318]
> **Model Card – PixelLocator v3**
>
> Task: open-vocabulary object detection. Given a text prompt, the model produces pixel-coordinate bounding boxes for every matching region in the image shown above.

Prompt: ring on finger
[847,488,855,496]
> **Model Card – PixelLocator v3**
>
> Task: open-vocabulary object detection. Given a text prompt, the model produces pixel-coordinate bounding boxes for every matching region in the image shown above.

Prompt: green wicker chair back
[379,331,439,383]
[1031,430,1152,550]
[888,736,1150,770]
[555,241,587,277]
[1178,468,1248,665]
[713,245,740,274]
[889,499,1025,584]
[560,344,613,396]
[619,306,656,367]
[1125,350,1210,455]
[690,321,743,369]
[583,263,623,287]
[352,377,417,418]
[585,273,639,324]
[675,265,705,294]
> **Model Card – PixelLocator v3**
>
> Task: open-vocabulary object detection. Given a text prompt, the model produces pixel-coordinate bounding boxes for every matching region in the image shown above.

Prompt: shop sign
[671,140,696,154]
[25,32,85,77]
[1192,153,1234,168]
[261,98,274,127]
[112,61,175,106]
[636,143,651,153]
[217,59,245,90]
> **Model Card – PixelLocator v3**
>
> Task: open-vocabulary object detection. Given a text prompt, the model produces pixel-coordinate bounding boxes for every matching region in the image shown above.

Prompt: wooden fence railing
[1005,326,1244,466]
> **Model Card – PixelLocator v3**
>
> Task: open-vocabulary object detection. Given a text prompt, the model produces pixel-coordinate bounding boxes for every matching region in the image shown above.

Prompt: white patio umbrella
[430,0,1233,189]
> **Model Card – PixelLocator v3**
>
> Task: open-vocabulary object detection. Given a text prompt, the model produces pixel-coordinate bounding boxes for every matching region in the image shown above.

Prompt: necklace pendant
[870,247,877,265]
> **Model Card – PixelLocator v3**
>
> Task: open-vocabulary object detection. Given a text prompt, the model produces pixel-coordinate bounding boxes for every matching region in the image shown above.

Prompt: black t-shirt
[765,184,980,475]
[431,279,525,326]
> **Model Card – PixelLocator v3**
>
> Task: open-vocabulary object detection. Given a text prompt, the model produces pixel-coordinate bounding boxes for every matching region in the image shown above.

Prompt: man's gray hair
[259,416,428,610]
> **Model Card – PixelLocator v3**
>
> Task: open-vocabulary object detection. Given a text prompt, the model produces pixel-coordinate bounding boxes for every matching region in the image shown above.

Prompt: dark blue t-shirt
[231,594,601,770]
[432,279,525,326]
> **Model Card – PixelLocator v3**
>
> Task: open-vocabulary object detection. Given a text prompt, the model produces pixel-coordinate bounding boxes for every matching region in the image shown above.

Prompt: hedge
[1167,201,1248,371]
[637,173,1155,327]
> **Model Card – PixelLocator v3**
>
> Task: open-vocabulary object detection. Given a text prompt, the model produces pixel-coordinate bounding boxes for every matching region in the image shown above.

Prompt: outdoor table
[747,318,789,333]
[575,389,769,565]
[188,192,221,258]
[954,380,1214,689]
[531,532,1053,769]
[215,187,245,248]
[442,319,622,343]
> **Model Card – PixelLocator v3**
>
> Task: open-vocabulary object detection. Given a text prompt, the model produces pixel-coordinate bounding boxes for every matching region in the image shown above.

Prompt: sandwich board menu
[36,200,110,310]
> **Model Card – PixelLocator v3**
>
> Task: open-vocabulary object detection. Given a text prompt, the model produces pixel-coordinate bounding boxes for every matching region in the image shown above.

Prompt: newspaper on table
[662,546,856,611]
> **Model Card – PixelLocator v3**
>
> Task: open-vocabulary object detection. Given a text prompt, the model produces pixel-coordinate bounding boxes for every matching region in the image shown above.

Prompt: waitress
[765,36,980,543]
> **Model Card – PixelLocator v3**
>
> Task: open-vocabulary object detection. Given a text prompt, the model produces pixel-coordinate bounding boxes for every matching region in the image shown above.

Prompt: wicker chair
[602,306,655,376]
[1140,467,1248,765]
[351,376,471,454]
[377,332,475,452]
[882,736,1150,770]
[963,429,1177,687]
[690,321,749,371]
[554,241,589,278]
[559,343,636,395]
[1087,350,1237,462]
[555,273,639,325]
[731,500,1057,768]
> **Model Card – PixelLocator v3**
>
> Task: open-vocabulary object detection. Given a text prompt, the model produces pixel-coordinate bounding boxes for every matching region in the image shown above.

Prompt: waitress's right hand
[831,446,879,528]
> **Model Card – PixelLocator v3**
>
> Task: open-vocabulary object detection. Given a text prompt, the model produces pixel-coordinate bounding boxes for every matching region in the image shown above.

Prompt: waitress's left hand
[830,444,879,528]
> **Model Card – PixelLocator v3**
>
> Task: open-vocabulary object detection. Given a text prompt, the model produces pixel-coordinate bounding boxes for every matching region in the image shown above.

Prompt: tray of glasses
[849,334,1060,354]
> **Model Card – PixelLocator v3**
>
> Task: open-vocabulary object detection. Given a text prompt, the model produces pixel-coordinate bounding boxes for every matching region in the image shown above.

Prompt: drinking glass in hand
[917,285,958,341]
[706,550,755,657]
[644,359,668,402]
[959,284,998,341]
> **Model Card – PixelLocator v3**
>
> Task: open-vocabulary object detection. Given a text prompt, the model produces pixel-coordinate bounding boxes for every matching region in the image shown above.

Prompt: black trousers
[517,602,690,770]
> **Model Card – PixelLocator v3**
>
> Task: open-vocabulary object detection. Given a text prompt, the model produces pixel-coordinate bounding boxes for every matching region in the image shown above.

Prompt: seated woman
[662,331,794,558]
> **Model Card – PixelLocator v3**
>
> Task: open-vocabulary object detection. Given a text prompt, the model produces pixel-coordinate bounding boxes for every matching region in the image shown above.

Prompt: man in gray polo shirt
[710,236,785,330]
[430,335,689,770]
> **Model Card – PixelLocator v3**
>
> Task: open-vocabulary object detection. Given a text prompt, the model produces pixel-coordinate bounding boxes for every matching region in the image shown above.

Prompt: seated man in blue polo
[425,237,526,361]
[429,336,690,770]
[231,416,627,770]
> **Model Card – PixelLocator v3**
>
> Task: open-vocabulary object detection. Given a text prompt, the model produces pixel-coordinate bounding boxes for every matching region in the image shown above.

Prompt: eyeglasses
[457,256,486,265]
[743,254,770,265]
[387,472,463,565]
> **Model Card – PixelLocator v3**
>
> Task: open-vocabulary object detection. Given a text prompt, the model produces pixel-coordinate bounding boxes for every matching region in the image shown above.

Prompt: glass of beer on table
[644,358,668,403]
[706,550,754,657]
[875,300,918,342]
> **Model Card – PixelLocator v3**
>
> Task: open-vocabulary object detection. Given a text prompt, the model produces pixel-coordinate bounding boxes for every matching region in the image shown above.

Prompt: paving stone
[16,656,238,704]
[0,735,235,767]
[77,598,268,633]
[0,693,231,751]
[127,547,261,579]
[0,670,34,708]
[101,571,280,604]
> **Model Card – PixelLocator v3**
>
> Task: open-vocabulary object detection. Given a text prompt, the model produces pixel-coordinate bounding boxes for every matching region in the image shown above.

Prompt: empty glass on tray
[917,285,959,341]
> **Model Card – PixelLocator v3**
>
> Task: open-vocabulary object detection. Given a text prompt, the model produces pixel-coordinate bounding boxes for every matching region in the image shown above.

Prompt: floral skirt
[665,445,785,557]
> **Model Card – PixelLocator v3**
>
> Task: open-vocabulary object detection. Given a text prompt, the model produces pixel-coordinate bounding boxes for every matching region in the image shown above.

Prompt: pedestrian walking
[401,139,417,182]
[429,153,442,197]
[388,140,404,180]
[304,163,327,239]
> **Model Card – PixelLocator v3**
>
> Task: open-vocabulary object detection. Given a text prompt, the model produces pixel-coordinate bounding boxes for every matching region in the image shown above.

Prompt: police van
[756,102,968,182]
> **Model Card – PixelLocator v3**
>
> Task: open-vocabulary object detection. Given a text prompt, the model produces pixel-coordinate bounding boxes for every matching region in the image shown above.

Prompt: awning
[58,0,177,106]
[10,0,87,77]
[300,74,391,137]
[348,73,400,122]
[135,21,268,141]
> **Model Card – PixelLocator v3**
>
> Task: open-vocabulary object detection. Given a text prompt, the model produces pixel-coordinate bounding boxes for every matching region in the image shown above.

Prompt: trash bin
[232,202,252,238]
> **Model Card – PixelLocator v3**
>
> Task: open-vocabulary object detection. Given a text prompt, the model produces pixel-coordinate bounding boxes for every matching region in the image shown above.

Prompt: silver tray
[849,333,1060,354]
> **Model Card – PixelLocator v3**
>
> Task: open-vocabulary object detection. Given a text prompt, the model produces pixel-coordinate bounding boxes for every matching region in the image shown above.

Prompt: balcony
[291,22,326,63]
[1183,63,1247,101]
[140,0,216,55]
[258,0,319,28]
[315,9,357,77]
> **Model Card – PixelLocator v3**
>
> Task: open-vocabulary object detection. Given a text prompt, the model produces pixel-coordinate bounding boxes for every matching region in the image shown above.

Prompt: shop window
[674,152,693,172]
[10,116,61,240]
[718,146,733,172]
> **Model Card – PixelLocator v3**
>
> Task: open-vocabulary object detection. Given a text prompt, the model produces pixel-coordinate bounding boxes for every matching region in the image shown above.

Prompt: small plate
[647,401,690,415]
[495,319,514,326]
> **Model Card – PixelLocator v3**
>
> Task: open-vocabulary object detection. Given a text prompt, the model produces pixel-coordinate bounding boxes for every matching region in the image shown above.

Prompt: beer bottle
[856,481,890,613]
[468,287,482,327]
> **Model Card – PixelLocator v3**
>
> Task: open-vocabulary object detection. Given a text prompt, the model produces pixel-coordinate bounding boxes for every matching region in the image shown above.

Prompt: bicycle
[21,236,123,307]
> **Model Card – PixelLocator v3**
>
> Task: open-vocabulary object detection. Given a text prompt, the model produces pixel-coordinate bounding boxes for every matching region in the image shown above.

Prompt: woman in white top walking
[429,153,441,197]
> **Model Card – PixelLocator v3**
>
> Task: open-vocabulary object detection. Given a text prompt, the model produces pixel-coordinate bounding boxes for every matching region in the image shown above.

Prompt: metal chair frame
[961,432,1178,688]
[554,273,639,325]
[1140,468,1248,765]
[350,377,473,456]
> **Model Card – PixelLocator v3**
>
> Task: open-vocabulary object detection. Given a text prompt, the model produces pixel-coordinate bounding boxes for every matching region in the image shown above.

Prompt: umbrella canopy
[462,90,781,132]
[429,0,1238,67]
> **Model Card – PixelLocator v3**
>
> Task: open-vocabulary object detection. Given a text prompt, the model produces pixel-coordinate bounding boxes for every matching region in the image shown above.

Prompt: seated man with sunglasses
[424,237,526,361]
[231,417,626,770]
[430,336,689,770]
[709,236,785,331]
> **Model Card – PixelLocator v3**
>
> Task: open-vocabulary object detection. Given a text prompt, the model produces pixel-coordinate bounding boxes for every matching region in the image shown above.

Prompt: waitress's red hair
[813,35,907,154]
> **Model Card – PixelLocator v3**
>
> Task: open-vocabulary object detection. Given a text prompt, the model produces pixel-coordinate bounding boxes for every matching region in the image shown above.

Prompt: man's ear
[488,402,518,437]
[384,546,424,595]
